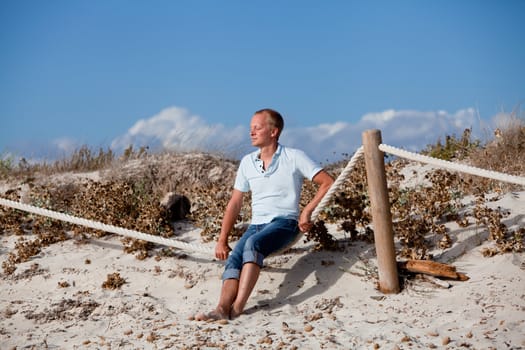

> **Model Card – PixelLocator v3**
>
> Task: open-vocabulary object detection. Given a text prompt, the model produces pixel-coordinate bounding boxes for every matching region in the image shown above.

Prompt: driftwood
[397,260,469,281]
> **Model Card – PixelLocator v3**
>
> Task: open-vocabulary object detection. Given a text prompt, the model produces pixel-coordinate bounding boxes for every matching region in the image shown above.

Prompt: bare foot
[229,306,242,320]
[192,309,228,322]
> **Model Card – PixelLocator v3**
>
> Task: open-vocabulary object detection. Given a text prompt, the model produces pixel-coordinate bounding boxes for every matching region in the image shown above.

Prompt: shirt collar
[274,143,283,157]
[253,144,282,175]
[254,143,282,159]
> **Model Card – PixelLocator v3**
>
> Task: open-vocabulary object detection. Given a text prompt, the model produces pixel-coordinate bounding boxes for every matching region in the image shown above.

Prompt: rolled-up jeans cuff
[242,250,264,267]
[222,268,241,280]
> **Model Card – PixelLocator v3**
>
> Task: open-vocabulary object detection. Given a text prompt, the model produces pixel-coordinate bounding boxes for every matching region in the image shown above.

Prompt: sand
[1,190,524,349]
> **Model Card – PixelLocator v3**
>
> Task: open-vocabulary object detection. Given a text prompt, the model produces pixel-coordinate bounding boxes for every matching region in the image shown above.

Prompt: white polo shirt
[234,144,323,224]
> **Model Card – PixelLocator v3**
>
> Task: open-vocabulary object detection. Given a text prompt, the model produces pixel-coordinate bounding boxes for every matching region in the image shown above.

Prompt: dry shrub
[1,150,246,272]
[467,113,525,191]
[104,151,238,194]
[307,141,524,258]
[102,272,126,289]
[52,145,116,173]
[1,146,114,181]
[104,151,248,242]
[29,179,172,237]
[305,158,372,250]
[0,188,29,235]
[474,194,525,256]
[1,185,71,274]
[0,154,15,179]
[24,298,100,323]
[1,223,70,275]
[393,168,470,258]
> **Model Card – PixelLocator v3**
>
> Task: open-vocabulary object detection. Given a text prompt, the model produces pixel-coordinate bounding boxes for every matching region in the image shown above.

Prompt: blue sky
[1,0,524,163]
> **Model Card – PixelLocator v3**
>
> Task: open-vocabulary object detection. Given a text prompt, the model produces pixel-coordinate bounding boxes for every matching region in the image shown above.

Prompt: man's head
[255,108,284,140]
[250,108,284,148]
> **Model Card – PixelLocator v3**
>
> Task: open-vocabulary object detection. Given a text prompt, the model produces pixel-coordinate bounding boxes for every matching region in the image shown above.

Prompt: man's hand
[299,170,334,233]
[298,209,313,232]
[215,241,231,260]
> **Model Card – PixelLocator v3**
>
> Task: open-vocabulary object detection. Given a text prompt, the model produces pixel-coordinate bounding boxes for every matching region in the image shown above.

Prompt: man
[193,108,334,321]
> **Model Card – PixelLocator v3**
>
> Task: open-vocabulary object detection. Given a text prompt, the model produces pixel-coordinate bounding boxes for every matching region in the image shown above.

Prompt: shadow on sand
[243,240,376,315]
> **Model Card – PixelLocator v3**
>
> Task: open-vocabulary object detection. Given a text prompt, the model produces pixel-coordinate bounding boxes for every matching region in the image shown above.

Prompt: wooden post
[362,129,400,293]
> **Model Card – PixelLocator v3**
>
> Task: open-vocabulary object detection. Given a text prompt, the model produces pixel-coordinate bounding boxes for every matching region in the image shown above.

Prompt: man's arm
[298,170,334,232]
[215,189,244,260]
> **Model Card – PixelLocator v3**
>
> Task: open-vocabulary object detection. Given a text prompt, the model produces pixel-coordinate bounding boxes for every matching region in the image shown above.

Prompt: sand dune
[1,189,524,349]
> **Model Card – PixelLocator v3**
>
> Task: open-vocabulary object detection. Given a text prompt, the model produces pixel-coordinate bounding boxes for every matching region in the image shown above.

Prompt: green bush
[423,128,480,161]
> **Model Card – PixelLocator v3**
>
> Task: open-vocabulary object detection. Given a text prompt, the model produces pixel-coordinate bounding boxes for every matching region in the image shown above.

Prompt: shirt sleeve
[233,156,250,192]
[294,149,323,180]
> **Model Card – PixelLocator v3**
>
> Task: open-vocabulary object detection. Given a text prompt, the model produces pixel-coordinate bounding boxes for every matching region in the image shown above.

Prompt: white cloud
[361,109,397,124]
[111,107,248,156]
[282,108,479,162]
[6,106,493,164]
[361,108,477,144]
[110,106,484,163]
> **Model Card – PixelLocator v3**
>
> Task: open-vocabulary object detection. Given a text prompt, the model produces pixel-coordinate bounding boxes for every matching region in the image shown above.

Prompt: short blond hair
[255,108,284,139]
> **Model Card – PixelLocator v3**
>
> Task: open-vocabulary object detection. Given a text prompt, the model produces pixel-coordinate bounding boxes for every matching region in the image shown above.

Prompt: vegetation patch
[1,114,524,274]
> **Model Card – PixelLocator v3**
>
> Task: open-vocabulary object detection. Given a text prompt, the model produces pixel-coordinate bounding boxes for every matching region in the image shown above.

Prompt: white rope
[0,197,214,255]
[311,146,364,220]
[378,144,525,186]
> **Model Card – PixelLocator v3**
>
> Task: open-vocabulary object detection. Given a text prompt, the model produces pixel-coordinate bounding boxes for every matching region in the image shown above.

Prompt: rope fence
[311,146,364,221]
[1,138,523,258]
[379,144,525,186]
[0,197,214,255]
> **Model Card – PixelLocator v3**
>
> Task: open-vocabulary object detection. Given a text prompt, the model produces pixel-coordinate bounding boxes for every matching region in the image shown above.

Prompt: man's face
[250,113,277,147]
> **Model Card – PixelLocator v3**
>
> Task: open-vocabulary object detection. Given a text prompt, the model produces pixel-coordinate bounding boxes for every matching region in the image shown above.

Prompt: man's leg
[194,278,239,321]
[193,225,260,321]
[229,219,298,318]
[230,262,261,319]
[217,278,239,315]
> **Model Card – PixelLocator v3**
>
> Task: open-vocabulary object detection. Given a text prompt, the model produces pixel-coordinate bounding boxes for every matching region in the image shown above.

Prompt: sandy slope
[1,192,524,349]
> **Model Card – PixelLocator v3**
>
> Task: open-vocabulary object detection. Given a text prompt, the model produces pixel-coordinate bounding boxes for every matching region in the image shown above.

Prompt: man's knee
[242,241,265,267]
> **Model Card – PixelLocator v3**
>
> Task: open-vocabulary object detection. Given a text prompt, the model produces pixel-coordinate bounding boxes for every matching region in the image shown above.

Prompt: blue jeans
[222,217,300,281]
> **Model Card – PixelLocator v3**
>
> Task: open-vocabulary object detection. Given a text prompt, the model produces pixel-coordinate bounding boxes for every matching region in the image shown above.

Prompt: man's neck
[258,143,278,160]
